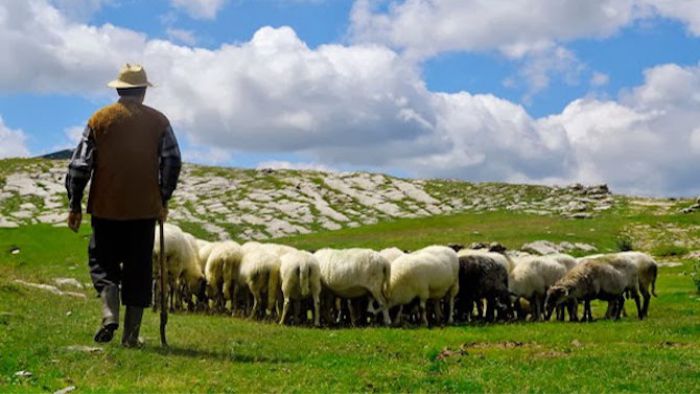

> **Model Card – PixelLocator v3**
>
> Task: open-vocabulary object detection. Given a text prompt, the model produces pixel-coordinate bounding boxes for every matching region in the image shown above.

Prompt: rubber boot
[94,285,120,343]
[121,306,145,348]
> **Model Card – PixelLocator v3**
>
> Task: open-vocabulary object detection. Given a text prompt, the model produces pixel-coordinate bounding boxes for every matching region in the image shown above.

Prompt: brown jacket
[86,99,169,220]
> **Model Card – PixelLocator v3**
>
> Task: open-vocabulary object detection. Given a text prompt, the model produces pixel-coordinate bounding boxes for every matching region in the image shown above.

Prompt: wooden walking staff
[159,219,168,347]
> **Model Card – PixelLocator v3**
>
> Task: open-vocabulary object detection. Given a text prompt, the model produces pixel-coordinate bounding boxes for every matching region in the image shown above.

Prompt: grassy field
[1,209,699,393]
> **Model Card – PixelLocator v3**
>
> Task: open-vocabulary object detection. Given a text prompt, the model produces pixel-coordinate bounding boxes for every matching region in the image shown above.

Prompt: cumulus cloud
[0,116,30,159]
[170,0,227,20]
[49,0,111,21]
[0,1,699,196]
[166,27,197,46]
[350,0,700,58]
[349,0,640,59]
[349,0,700,101]
[544,63,700,196]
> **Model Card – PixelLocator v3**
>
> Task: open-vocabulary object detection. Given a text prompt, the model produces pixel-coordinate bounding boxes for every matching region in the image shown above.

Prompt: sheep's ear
[564,289,569,297]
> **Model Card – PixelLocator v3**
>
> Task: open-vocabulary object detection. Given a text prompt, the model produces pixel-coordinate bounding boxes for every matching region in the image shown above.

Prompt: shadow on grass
[143,344,299,364]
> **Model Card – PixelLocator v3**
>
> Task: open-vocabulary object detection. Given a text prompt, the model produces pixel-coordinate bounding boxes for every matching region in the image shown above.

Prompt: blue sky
[0,0,699,196]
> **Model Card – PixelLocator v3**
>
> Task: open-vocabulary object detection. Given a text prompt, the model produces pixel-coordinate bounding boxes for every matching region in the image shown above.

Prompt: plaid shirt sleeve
[65,126,95,213]
[159,124,182,206]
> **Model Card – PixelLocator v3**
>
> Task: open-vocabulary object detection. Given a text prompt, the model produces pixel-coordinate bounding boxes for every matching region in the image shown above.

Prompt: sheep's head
[544,285,569,319]
[447,243,464,252]
[187,276,207,301]
[205,282,218,299]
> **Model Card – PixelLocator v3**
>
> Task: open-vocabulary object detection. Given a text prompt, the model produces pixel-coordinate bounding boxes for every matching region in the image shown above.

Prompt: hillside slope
[0,158,689,240]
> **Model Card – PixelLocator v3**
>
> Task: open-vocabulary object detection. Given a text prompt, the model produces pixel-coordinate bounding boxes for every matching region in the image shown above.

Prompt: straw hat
[107,64,154,88]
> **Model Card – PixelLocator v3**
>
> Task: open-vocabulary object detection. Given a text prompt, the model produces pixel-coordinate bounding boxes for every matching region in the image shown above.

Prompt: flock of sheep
[153,223,659,327]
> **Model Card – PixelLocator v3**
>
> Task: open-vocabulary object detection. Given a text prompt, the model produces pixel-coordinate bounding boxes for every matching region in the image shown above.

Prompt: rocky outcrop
[0,159,621,240]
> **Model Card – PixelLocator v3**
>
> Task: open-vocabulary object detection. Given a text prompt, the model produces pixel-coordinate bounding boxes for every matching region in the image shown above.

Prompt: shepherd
[65,64,182,348]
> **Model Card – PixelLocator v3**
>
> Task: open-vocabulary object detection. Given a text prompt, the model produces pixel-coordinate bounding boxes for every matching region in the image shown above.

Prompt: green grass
[1,210,699,393]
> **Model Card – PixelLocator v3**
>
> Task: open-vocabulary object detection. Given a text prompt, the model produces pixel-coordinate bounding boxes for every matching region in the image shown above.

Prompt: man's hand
[159,206,169,223]
[67,212,82,233]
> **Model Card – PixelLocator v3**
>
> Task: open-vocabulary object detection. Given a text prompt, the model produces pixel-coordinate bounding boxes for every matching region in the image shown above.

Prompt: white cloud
[349,0,640,59]
[350,0,700,59]
[49,0,111,21]
[1,1,699,196]
[170,0,227,20]
[0,116,30,159]
[184,146,233,165]
[590,72,610,87]
[166,28,197,46]
[348,0,700,101]
[544,63,700,196]
[65,125,85,145]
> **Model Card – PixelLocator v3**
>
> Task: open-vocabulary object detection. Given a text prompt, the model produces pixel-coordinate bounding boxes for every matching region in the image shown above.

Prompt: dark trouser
[89,217,156,307]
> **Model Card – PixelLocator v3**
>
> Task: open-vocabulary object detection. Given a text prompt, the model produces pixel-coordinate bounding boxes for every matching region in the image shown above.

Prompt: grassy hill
[0,158,699,392]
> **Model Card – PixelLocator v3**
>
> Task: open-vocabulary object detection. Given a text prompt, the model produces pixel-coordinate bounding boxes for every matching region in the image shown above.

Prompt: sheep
[454,250,511,322]
[314,248,392,326]
[204,241,242,313]
[278,250,322,326]
[547,253,578,271]
[579,252,655,319]
[179,232,208,310]
[544,261,627,321]
[383,245,459,326]
[196,239,217,275]
[152,224,204,312]
[508,255,567,321]
[379,247,406,263]
[617,251,658,318]
[236,249,281,320]
[578,254,642,319]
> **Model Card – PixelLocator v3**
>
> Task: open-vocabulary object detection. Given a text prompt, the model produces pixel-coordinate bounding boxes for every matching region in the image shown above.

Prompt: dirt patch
[463,341,528,349]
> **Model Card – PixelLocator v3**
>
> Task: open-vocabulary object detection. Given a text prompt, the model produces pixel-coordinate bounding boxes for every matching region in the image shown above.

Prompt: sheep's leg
[419,299,429,327]
[529,296,540,322]
[249,286,261,320]
[368,288,392,326]
[640,286,651,319]
[583,299,592,322]
[630,289,642,320]
[279,298,291,325]
[567,300,578,322]
[476,299,484,320]
[313,294,321,327]
[447,292,456,325]
[347,300,358,327]
[230,284,239,317]
[556,304,565,321]
[393,305,404,326]
[485,297,495,322]
[433,299,444,325]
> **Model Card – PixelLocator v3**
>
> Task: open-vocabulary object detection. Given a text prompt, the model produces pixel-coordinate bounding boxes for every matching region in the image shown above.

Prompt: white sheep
[508,255,567,321]
[314,248,392,326]
[578,253,642,319]
[616,251,658,318]
[384,245,459,326]
[195,239,216,275]
[379,247,406,263]
[278,250,322,326]
[237,248,282,319]
[546,253,578,271]
[152,223,203,312]
[204,241,242,313]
